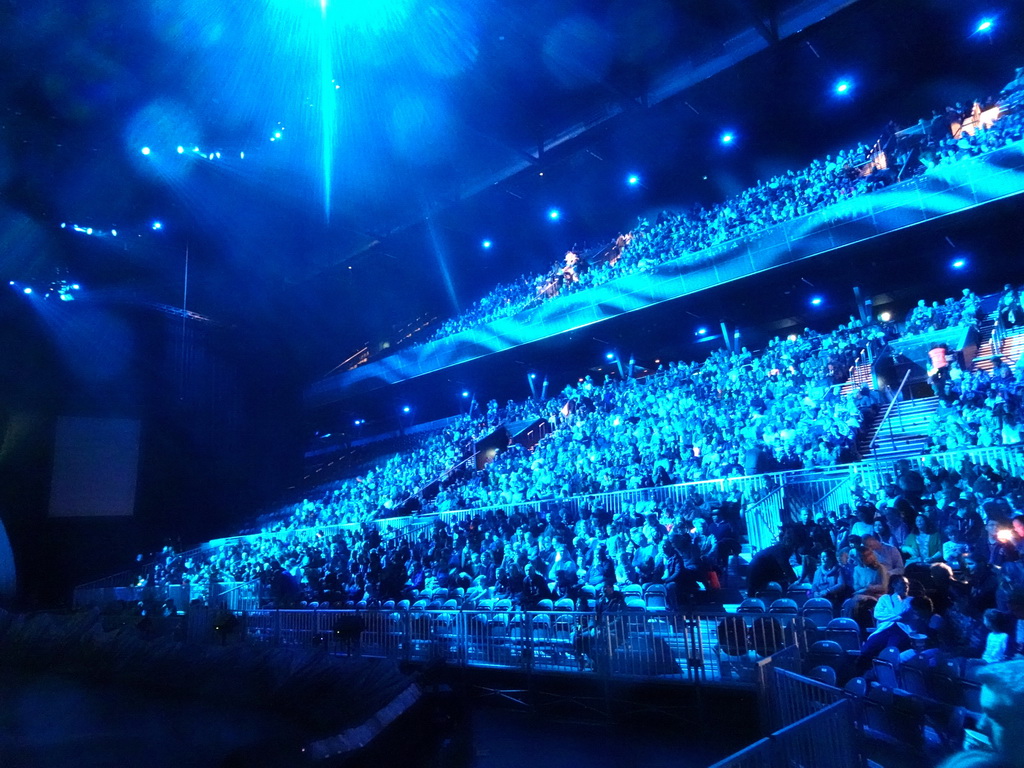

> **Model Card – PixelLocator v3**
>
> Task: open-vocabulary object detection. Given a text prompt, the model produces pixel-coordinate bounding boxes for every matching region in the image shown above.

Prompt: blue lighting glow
[481,239,492,249]
[152,221,163,230]
[834,79,852,95]
[462,390,469,397]
[111,230,117,237]
[548,209,560,221]
[696,327,707,335]
[605,352,615,360]
[952,258,966,269]
[71,284,80,290]
[720,132,735,145]
[402,406,411,413]
[976,18,994,33]
[85,228,93,235]
[811,296,823,306]
[23,287,31,294]
[176,145,184,154]
[627,174,640,186]
[140,146,151,155]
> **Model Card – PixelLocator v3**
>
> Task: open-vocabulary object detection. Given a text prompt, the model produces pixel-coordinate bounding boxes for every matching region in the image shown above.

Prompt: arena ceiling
[1,0,1021,380]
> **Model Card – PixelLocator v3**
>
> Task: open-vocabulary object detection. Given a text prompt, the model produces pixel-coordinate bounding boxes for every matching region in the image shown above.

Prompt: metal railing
[710,699,861,768]
[237,607,813,685]
[746,486,784,554]
[869,368,912,451]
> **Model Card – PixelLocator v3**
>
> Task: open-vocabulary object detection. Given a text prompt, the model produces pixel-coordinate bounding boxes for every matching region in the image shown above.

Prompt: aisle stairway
[974,326,1024,371]
[860,396,940,462]
[839,361,874,397]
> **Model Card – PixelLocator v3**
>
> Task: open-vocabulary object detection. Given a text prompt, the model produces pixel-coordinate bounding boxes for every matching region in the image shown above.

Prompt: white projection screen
[49,417,140,517]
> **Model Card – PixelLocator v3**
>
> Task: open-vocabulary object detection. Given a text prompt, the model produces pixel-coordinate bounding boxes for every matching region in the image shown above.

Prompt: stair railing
[869,368,912,452]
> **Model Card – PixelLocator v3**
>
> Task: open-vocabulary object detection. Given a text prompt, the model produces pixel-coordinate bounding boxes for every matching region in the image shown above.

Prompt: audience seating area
[408,69,1024,353]
[73,77,1024,757]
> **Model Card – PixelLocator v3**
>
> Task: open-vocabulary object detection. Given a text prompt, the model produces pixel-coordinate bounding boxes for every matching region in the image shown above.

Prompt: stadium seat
[871,645,902,689]
[768,597,799,620]
[808,664,838,687]
[825,617,861,652]
[800,597,834,629]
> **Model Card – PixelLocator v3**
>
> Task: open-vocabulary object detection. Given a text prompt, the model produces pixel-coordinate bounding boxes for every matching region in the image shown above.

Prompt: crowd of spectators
[146,312,887,608]
[920,284,1024,453]
[434,320,878,511]
[753,454,1024,670]
[264,417,482,530]
[407,68,1024,351]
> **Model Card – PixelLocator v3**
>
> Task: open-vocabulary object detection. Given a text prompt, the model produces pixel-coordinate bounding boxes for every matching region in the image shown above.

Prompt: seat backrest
[625,597,647,611]
[738,598,767,614]
[555,597,576,611]
[808,664,838,687]
[844,676,868,697]
[769,598,799,615]
[537,598,554,611]
[826,617,860,631]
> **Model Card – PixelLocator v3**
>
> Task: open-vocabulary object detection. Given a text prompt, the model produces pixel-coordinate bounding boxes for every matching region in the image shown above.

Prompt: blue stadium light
[529,373,537,379]
[111,230,117,237]
[152,221,163,230]
[834,79,852,95]
[481,239,492,249]
[60,222,66,229]
[720,131,735,145]
[402,406,411,413]
[8,281,13,286]
[353,419,361,426]
[274,131,282,139]
[548,209,561,221]
[85,228,93,235]
[696,327,707,336]
[23,287,32,294]
[952,257,967,269]
[627,174,640,186]
[605,352,615,360]
[176,145,184,154]
[240,152,245,159]
[811,296,823,306]
[140,146,151,155]
[71,284,80,290]
[462,390,470,398]
[60,294,74,302]
[976,18,994,33]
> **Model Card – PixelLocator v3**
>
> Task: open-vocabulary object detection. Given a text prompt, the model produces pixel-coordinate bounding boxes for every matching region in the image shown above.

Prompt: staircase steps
[973,327,1024,371]
[840,362,874,397]
[862,396,941,462]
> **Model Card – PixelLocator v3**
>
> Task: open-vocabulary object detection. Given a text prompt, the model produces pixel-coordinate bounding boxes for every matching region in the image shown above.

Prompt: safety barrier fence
[709,699,861,768]
[235,607,811,685]
[74,443,1024,607]
[759,665,846,733]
